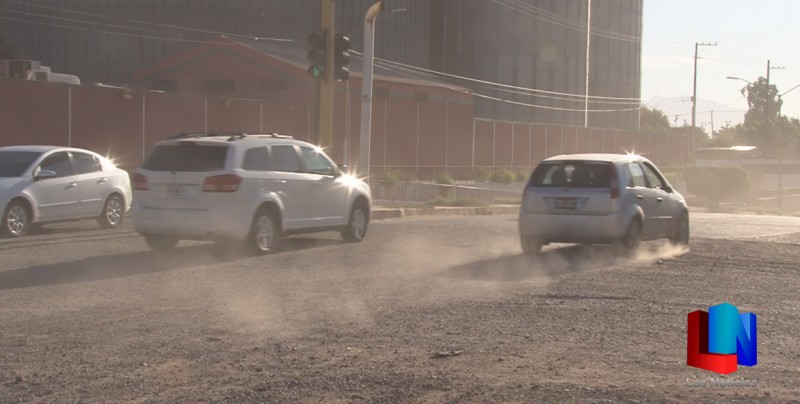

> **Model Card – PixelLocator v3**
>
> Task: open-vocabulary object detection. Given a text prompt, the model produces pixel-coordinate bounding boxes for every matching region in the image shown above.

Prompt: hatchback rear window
[141,144,228,172]
[0,151,43,177]
[529,161,613,188]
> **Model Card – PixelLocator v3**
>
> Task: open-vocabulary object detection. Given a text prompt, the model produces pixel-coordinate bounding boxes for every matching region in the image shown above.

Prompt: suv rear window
[141,144,228,172]
[529,161,613,188]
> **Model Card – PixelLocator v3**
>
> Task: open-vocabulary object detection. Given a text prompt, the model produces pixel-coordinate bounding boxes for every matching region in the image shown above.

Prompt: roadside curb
[371,205,519,220]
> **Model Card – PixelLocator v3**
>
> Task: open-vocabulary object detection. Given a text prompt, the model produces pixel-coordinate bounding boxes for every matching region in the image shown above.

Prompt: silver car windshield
[0,151,43,177]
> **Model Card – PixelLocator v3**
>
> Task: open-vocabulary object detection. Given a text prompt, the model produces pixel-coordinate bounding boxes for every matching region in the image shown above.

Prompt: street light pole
[358,1,385,179]
[691,41,717,163]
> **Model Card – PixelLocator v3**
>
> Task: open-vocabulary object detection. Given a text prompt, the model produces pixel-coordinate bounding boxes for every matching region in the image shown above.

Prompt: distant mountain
[643,96,746,135]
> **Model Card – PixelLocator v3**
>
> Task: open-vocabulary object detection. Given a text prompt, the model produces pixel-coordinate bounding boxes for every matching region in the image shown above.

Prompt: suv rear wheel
[250,209,280,254]
[341,204,368,242]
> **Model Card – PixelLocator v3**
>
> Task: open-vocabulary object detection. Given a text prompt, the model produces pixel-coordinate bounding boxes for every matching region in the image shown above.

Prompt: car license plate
[167,185,187,198]
[554,197,577,209]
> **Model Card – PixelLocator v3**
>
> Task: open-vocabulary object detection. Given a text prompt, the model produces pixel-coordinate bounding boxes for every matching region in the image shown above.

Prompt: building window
[204,79,235,92]
[152,79,177,92]
[261,79,287,92]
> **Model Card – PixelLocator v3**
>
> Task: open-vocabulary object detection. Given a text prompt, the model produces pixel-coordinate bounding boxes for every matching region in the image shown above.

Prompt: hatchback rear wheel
[620,220,641,256]
[520,236,542,255]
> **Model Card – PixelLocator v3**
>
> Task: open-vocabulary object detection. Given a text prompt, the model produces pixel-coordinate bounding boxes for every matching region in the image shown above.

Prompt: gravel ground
[1,216,799,403]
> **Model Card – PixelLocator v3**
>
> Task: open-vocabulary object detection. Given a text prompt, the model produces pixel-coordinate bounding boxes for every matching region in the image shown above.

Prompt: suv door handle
[66,182,78,189]
[636,194,644,200]
[277,180,287,184]
[98,177,108,184]
[656,197,664,202]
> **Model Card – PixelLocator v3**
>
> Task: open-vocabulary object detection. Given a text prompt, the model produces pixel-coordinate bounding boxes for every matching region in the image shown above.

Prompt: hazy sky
[641,0,800,122]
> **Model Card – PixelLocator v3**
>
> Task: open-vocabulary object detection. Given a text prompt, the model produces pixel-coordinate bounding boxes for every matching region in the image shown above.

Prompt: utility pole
[317,0,335,150]
[691,41,716,163]
[358,1,384,178]
[767,59,785,211]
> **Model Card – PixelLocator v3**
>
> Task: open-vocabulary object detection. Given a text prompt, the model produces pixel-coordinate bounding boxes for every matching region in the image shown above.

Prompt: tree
[640,106,671,134]
[742,77,782,128]
[736,77,789,153]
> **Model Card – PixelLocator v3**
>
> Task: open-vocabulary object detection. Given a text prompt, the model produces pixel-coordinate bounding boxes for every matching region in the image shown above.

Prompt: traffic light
[333,33,350,82]
[307,30,327,80]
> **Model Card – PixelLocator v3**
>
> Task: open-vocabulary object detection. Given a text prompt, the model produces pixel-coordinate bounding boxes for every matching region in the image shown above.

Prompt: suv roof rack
[167,132,293,141]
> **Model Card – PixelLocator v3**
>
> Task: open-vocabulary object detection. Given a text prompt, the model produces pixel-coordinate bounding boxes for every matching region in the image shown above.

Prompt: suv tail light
[133,172,149,190]
[203,174,241,192]
[609,166,620,199]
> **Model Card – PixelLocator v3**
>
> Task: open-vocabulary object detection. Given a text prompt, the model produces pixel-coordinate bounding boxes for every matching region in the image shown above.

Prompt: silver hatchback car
[519,153,689,254]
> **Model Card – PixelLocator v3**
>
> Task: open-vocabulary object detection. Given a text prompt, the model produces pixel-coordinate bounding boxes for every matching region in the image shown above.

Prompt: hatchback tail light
[609,166,620,199]
[133,172,149,191]
[203,174,241,192]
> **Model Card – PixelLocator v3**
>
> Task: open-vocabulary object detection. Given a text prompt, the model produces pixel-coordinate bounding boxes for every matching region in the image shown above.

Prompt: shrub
[378,169,415,183]
[433,172,454,185]
[489,169,516,184]
[515,169,531,183]
[474,167,493,183]
[684,166,749,208]
[424,197,487,207]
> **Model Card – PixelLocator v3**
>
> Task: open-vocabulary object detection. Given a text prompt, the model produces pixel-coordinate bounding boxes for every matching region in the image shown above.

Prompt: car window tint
[529,161,612,188]
[0,151,42,177]
[141,144,228,172]
[270,145,302,173]
[72,152,101,174]
[39,152,74,177]
[242,147,270,171]
[627,163,648,187]
[300,146,336,175]
[642,163,666,189]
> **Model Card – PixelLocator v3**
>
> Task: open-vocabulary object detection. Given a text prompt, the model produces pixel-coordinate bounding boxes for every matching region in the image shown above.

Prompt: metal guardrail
[368,180,522,203]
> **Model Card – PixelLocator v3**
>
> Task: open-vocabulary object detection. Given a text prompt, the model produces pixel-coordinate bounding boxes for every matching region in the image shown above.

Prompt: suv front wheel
[341,204,368,242]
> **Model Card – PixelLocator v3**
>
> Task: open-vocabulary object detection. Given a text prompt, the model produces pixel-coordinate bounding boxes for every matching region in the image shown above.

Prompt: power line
[491,0,642,43]
[364,54,639,113]
[354,50,641,102]
[0,1,291,42]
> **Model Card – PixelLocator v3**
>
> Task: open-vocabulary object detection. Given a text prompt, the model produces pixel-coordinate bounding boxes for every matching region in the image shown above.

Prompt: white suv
[131,133,371,253]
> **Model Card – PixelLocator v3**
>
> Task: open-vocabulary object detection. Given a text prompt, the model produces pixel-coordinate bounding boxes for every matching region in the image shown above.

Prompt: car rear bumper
[132,201,250,240]
[518,210,627,244]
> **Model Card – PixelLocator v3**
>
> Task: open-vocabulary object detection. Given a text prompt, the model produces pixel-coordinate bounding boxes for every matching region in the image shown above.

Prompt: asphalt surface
[1,212,799,402]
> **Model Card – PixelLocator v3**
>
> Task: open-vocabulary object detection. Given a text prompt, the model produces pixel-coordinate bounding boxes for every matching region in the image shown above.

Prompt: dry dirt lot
[1,215,799,403]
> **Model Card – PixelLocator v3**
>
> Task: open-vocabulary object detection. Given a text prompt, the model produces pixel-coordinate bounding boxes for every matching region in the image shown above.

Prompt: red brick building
[0,36,688,173]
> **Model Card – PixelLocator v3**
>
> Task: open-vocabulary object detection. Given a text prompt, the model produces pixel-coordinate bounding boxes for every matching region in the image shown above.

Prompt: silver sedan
[0,145,132,237]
